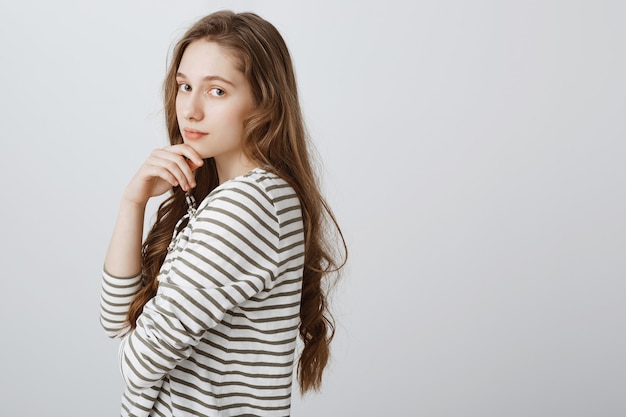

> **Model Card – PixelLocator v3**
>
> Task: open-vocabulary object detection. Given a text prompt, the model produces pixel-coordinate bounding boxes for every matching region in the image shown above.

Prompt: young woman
[99,10,345,417]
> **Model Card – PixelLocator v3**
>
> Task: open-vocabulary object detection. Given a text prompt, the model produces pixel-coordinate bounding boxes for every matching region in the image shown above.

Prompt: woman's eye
[178,83,192,92]
[209,88,225,97]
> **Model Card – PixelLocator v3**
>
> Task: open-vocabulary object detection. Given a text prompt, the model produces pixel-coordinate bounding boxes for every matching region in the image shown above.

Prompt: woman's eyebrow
[176,72,235,87]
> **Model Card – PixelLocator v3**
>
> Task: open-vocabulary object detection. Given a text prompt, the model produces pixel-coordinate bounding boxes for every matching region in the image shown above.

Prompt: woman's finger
[143,164,179,188]
[148,148,197,190]
[169,143,204,168]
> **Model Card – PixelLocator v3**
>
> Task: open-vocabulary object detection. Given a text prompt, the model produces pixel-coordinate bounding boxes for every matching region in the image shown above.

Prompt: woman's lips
[183,128,208,140]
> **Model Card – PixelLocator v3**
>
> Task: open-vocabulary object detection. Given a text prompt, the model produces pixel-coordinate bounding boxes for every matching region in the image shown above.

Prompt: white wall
[0,1,624,415]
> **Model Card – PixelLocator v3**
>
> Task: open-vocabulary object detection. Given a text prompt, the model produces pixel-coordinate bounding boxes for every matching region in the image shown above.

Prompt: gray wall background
[0,0,624,415]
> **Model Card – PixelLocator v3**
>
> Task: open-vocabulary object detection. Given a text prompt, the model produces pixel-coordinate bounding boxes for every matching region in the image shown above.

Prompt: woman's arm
[100,145,204,336]
[103,199,146,278]
[118,180,290,389]
[104,145,204,276]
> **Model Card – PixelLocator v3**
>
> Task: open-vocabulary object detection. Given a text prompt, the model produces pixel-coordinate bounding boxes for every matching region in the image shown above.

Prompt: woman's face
[175,40,256,180]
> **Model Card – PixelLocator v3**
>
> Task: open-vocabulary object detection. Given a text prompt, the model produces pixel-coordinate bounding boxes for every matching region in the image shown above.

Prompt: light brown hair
[125,10,346,393]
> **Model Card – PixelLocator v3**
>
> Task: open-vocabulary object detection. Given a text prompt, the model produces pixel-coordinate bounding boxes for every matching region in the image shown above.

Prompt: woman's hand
[122,144,204,207]
[104,144,202,278]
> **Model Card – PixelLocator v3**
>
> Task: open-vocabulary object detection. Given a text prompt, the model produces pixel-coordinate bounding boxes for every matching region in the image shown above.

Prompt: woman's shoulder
[199,168,299,214]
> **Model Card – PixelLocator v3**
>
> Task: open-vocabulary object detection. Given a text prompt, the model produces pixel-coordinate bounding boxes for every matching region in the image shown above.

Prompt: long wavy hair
[124,10,346,394]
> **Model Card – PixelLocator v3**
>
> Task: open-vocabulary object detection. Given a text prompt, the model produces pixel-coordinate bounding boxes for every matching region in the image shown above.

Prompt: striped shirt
[100,168,304,417]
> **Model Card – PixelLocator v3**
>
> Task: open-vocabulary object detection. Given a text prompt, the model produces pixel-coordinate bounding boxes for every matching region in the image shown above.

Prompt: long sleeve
[100,270,142,338]
[119,182,282,390]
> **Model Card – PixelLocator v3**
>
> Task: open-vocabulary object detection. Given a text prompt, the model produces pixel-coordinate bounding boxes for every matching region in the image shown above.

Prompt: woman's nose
[183,93,204,121]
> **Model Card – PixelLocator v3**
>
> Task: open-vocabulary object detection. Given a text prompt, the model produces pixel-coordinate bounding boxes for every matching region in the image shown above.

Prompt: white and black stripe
[101,169,304,417]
